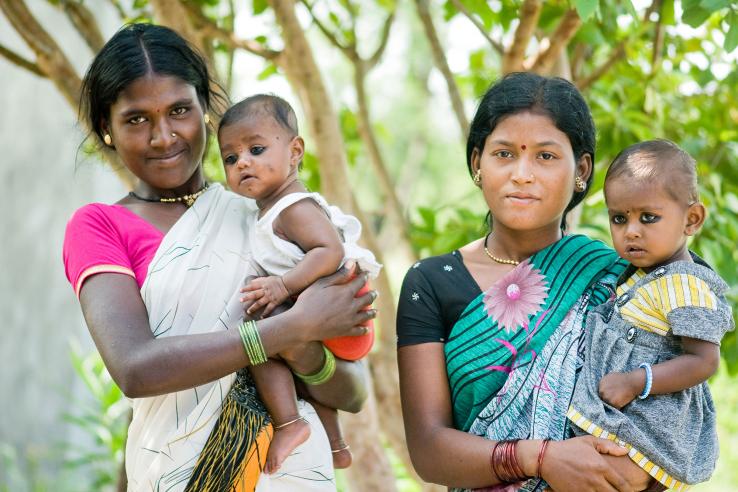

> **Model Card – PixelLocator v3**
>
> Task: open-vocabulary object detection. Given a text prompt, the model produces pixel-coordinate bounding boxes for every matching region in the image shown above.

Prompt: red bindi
[521,144,527,150]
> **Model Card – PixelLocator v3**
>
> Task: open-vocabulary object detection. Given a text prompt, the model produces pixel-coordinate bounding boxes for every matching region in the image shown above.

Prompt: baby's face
[218,115,297,201]
[604,177,692,271]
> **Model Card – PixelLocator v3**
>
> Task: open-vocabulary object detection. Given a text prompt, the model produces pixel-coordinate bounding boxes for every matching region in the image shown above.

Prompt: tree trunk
[267,2,404,489]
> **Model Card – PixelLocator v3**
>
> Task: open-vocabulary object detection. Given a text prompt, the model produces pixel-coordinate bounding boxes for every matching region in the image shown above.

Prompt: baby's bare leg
[310,399,352,469]
[250,359,310,474]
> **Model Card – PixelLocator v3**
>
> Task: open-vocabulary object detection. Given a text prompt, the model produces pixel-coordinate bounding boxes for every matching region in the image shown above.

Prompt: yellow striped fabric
[567,406,690,491]
[615,269,717,336]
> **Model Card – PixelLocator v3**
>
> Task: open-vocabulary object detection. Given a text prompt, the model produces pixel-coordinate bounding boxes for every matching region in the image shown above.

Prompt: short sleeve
[656,273,735,344]
[396,265,445,347]
[63,204,135,297]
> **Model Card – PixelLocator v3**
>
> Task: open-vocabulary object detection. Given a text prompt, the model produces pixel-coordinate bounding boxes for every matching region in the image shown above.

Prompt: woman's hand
[541,436,634,492]
[289,261,376,342]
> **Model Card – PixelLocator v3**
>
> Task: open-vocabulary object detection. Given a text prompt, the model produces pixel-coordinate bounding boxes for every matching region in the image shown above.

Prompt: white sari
[125,184,335,491]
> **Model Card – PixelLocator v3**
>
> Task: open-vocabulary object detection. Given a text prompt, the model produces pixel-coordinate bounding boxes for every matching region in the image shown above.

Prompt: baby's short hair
[219,93,299,137]
[605,139,699,204]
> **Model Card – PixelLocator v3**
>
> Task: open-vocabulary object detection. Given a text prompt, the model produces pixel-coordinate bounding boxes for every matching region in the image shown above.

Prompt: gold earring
[473,170,482,186]
[103,134,112,146]
[204,114,210,125]
[575,176,586,192]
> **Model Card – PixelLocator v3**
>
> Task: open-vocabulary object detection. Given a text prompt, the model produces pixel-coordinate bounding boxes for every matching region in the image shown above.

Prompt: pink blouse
[63,204,164,297]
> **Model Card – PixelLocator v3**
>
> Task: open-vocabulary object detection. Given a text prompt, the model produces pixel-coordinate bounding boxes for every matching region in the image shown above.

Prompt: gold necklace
[129,182,209,207]
[483,233,520,265]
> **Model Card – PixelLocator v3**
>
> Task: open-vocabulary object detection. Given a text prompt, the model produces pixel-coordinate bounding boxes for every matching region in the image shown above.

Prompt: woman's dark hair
[79,23,226,144]
[467,72,596,229]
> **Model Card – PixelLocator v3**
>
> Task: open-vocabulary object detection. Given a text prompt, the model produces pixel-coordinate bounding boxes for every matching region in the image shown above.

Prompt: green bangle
[295,345,336,385]
[238,320,267,365]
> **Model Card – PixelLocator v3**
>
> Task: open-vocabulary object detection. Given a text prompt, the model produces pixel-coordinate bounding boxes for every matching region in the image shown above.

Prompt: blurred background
[1,0,736,490]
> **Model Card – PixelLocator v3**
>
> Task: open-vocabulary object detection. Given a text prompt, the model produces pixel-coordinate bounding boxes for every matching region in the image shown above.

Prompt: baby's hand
[240,276,291,318]
[598,371,643,409]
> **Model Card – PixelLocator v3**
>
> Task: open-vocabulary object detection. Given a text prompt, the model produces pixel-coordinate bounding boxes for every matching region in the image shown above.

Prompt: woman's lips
[506,193,539,204]
[149,148,186,164]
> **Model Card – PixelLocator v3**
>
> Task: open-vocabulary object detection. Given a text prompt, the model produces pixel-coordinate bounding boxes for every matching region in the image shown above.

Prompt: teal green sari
[445,235,626,434]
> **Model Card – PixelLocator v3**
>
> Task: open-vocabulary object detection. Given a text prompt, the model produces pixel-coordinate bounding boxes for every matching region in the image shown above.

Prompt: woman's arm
[598,337,720,409]
[80,265,373,398]
[398,343,634,491]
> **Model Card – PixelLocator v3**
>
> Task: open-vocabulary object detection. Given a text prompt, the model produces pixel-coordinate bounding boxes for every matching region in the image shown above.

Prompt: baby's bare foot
[330,439,352,469]
[265,417,310,474]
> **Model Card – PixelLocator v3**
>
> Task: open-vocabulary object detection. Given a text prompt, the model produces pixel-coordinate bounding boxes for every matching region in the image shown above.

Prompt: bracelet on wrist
[239,320,268,365]
[535,439,550,478]
[490,439,527,483]
[294,344,336,385]
[638,362,653,399]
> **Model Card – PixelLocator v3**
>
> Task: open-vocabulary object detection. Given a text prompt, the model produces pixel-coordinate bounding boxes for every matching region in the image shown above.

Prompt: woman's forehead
[113,74,198,112]
[488,111,568,146]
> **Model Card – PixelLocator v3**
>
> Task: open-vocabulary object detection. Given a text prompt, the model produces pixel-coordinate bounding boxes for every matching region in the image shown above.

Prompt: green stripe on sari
[445,235,625,432]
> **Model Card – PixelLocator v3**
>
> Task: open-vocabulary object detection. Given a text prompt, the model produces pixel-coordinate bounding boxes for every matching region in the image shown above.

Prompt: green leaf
[682,0,713,26]
[725,12,738,52]
[257,63,279,81]
[699,0,731,11]
[253,0,268,15]
[662,0,676,24]
[573,0,599,21]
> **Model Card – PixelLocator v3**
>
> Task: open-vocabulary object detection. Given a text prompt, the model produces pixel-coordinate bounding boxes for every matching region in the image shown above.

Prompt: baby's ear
[685,201,706,236]
[290,136,305,168]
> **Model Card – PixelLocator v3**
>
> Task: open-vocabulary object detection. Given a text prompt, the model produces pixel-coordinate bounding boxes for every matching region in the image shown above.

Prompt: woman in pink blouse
[63,23,373,491]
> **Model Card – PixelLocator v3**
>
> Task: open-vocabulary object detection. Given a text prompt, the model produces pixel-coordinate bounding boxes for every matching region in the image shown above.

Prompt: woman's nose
[150,119,176,148]
[510,157,535,184]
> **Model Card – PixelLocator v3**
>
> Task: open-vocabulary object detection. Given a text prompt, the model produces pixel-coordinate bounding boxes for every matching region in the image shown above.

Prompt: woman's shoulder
[404,251,463,278]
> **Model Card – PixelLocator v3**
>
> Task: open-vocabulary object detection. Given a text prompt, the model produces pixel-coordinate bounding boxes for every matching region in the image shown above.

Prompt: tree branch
[367,10,395,69]
[531,9,581,74]
[60,1,106,53]
[414,0,468,135]
[576,42,626,90]
[502,0,542,73]
[0,42,45,77]
[300,0,353,57]
[0,0,81,107]
[449,0,503,55]
[179,0,280,60]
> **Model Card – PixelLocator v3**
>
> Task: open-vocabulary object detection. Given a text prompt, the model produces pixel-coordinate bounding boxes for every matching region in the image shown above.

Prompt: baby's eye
[251,146,266,155]
[171,106,189,116]
[223,154,237,166]
[641,213,660,224]
[610,214,627,225]
[538,151,556,160]
[493,150,513,159]
[128,115,146,125]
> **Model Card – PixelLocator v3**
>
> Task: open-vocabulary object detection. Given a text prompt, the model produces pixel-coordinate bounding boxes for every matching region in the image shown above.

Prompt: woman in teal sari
[397,73,658,491]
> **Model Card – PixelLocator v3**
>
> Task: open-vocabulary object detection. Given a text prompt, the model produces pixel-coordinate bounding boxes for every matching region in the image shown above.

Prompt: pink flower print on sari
[483,259,548,333]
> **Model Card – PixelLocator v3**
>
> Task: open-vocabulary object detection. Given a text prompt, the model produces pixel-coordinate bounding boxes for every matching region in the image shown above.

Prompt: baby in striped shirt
[568,139,734,490]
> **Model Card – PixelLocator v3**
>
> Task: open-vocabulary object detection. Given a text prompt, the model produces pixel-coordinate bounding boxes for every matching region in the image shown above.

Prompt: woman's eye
[611,215,626,225]
[223,154,237,165]
[493,150,513,158]
[128,116,146,125]
[641,213,659,223]
[538,152,555,160]
[251,146,265,155]
[171,106,189,116]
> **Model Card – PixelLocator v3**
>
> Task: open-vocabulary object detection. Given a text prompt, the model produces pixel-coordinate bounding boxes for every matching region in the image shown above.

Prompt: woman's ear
[685,202,706,236]
[470,147,481,176]
[576,153,593,183]
[290,136,305,169]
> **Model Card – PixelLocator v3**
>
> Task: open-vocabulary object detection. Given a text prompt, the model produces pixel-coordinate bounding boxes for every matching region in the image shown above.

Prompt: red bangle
[535,439,550,478]
[491,439,527,483]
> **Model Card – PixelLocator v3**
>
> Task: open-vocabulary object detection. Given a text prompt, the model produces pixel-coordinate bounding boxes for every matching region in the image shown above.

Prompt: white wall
[0,2,125,487]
